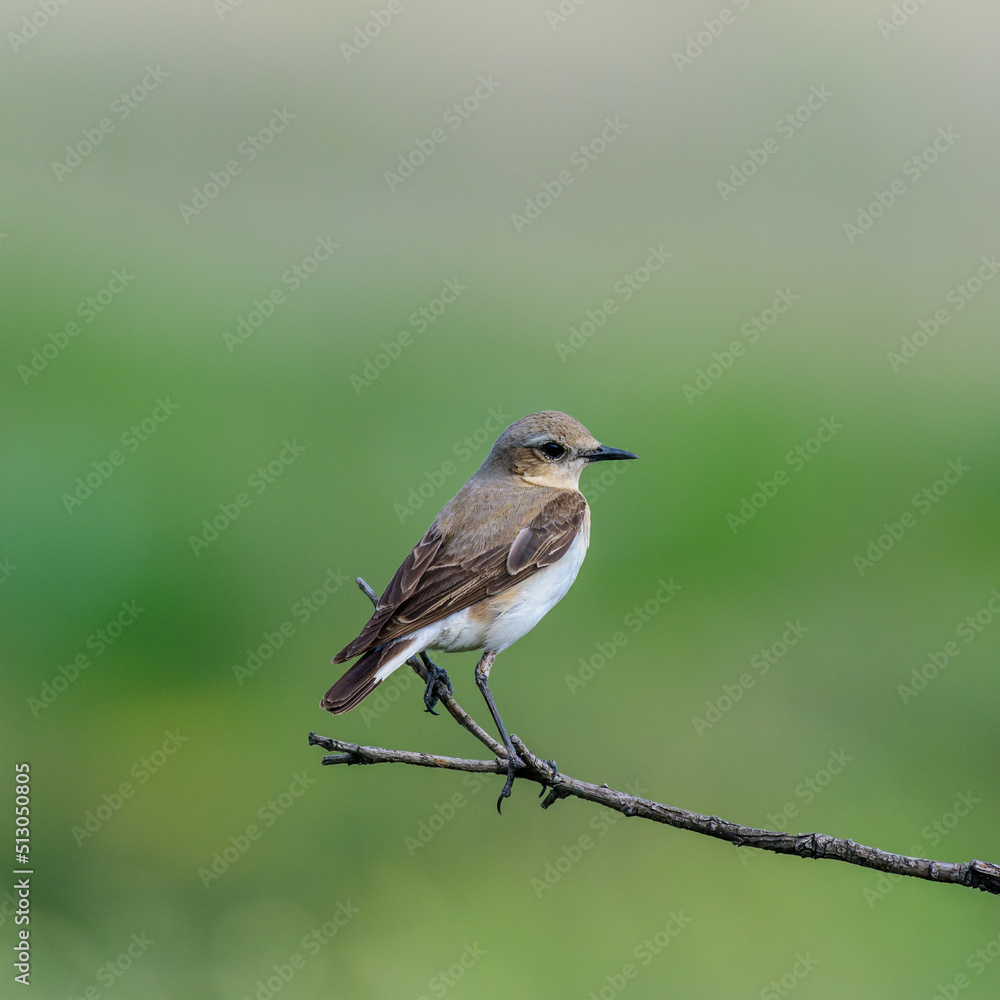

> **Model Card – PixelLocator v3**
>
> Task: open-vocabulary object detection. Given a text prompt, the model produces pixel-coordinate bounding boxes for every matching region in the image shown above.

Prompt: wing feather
[333,491,586,661]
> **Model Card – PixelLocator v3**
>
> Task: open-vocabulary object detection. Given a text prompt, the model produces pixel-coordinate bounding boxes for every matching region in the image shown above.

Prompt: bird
[321,410,637,809]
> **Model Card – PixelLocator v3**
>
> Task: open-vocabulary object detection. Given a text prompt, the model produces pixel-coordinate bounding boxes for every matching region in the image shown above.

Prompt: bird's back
[334,475,585,661]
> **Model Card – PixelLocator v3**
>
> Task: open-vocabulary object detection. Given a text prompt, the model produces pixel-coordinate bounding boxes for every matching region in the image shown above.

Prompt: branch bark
[311,578,1000,897]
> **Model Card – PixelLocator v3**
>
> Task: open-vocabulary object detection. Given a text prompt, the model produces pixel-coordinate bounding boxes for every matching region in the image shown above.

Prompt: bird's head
[482,410,637,490]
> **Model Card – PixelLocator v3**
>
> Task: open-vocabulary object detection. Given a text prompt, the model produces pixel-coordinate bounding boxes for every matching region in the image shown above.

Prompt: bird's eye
[539,441,566,460]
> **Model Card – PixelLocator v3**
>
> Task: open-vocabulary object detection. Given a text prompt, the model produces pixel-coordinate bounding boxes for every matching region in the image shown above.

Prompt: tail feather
[332,604,394,663]
[321,638,418,714]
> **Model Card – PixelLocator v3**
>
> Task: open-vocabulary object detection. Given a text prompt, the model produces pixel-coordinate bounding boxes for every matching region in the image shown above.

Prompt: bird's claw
[535,758,558,796]
[496,751,524,814]
[421,655,452,714]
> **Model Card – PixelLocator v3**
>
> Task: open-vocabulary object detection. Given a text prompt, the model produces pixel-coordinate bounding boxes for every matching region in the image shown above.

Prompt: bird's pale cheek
[522,466,585,491]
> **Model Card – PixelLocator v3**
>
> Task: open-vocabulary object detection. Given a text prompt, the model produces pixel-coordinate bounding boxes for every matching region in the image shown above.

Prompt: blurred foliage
[3,2,1000,998]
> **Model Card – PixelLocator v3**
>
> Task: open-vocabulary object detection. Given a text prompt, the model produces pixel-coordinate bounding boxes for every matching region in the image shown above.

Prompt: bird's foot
[536,758,558,796]
[420,654,453,714]
[496,750,525,814]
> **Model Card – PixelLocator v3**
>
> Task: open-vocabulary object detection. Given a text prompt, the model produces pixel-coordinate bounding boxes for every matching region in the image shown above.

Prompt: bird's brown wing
[332,490,587,662]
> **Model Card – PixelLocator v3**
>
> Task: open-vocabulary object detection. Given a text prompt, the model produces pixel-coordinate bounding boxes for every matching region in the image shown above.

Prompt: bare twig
[313,577,1000,897]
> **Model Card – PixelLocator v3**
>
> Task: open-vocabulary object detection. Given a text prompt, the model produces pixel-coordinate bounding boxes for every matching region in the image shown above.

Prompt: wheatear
[322,411,636,809]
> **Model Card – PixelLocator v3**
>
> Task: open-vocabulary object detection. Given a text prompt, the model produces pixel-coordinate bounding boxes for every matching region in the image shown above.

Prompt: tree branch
[312,578,1000,897]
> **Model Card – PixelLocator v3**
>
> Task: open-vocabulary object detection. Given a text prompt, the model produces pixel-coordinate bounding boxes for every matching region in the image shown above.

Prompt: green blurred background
[3,1,1000,997]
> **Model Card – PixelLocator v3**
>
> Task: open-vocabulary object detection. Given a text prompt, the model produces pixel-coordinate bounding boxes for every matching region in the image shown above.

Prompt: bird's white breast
[425,513,591,655]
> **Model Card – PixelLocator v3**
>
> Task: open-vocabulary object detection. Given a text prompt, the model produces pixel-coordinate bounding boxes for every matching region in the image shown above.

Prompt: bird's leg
[419,651,452,714]
[474,650,523,812]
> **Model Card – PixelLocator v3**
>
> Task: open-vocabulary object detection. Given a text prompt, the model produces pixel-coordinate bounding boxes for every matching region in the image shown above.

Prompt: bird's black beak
[585,444,638,463]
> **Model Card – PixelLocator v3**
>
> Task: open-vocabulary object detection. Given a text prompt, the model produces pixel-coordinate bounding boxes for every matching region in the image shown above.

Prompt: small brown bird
[322,411,637,808]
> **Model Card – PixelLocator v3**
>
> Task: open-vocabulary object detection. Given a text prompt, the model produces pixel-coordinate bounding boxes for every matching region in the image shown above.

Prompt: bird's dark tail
[321,637,418,714]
